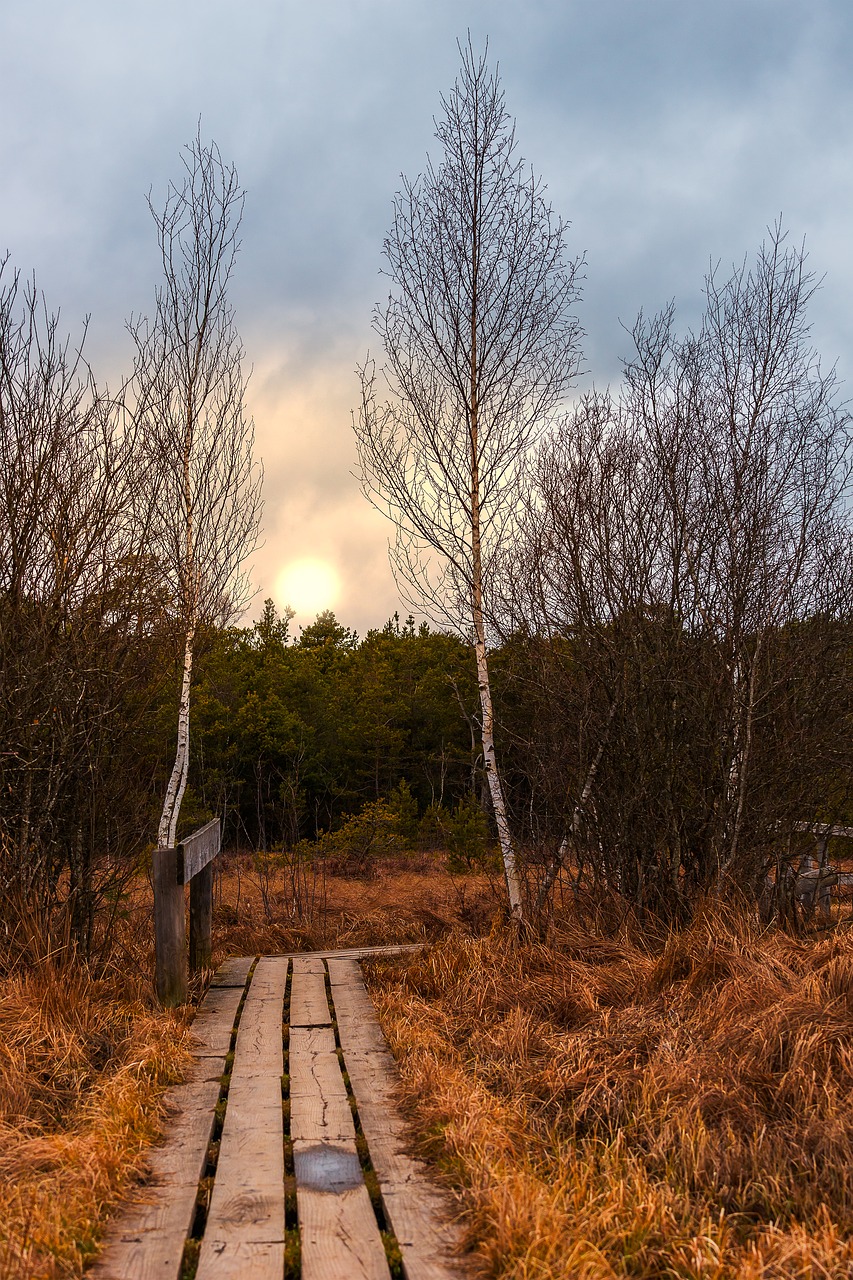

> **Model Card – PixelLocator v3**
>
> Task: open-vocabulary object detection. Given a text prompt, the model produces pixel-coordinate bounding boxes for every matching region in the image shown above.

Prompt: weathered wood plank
[92,956,248,1277]
[190,861,214,971]
[294,1140,389,1280]
[290,959,333,1026]
[328,959,389,1056]
[91,1075,221,1279]
[190,983,242,1061]
[196,956,288,1280]
[329,959,464,1280]
[154,846,187,1007]
[180,817,221,883]
[96,1079,218,1262]
[292,953,328,973]
[327,955,364,986]
[209,955,254,989]
[289,1026,353,1142]
[301,943,425,961]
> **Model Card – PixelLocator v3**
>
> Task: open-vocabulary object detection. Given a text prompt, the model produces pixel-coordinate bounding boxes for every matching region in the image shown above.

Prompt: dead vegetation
[368,903,853,1278]
[210,853,497,957]
[6,861,852,1279]
[0,858,483,1279]
[0,957,194,1279]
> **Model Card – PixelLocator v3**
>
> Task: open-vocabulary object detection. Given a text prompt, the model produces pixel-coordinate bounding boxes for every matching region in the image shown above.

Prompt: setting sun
[275,557,340,617]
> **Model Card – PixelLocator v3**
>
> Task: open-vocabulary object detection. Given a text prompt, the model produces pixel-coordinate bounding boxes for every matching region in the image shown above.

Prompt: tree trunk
[535,699,616,914]
[721,639,762,880]
[469,200,522,920]
[158,622,194,848]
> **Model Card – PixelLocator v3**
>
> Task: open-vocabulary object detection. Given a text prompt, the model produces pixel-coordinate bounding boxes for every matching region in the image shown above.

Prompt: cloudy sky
[2,0,851,635]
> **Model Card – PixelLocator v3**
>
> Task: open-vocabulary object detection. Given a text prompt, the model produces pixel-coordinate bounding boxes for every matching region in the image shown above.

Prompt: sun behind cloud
[275,557,341,618]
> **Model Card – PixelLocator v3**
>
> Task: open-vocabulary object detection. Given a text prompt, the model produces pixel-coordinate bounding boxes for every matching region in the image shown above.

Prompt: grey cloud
[2,0,852,633]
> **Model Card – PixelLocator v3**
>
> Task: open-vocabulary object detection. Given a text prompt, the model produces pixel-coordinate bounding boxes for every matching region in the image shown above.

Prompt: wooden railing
[790,822,853,919]
[154,817,221,1007]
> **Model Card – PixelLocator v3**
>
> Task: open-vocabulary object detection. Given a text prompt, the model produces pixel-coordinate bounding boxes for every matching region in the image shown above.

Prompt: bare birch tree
[506,226,853,919]
[626,228,853,882]
[130,135,262,850]
[355,39,583,919]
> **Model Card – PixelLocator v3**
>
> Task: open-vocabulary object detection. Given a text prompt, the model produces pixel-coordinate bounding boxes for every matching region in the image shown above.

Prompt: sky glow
[2,1,852,635]
[276,558,341,624]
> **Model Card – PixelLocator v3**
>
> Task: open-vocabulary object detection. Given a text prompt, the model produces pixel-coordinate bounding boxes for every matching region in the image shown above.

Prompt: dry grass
[0,857,486,1278]
[0,957,194,1279]
[367,904,853,1278]
[210,853,495,958]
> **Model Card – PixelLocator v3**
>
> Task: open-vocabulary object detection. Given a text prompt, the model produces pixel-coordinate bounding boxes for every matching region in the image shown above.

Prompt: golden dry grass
[367,905,853,1279]
[210,853,495,958]
[0,957,194,1279]
[0,857,481,1278]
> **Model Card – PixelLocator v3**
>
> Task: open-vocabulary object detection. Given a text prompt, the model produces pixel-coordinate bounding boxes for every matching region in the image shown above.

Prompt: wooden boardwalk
[92,947,464,1279]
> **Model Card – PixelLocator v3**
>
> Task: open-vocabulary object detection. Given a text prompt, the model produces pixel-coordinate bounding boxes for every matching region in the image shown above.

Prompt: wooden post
[816,835,832,920]
[154,847,187,1007]
[189,860,213,972]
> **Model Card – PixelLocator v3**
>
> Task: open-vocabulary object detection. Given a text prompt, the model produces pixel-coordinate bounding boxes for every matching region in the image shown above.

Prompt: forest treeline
[182,604,483,851]
[180,599,853,925]
[4,51,853,960]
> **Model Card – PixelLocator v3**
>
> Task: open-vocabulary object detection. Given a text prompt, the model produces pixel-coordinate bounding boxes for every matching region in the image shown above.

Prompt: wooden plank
[180,817,221,883]
[290,959,333,1026]
[190,861,214,971]
[190,984,243,1060]
[92,952,255,1278]
[327,956,365,986]
[294,1140,389,1280]
[292,953,328,973]
[290,1026,354,1142]
[91,1069,221,1278]
[196,956,288,1280]
[300,943,426,961]
[329,959,464,1280]
[328,959,389,1056]
[154,847,187,1007]
[209,955,254,988]
[289,975,388,1278]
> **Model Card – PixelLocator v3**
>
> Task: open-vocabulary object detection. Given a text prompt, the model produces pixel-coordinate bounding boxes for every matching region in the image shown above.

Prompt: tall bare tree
[130,135,262,850]
[355,39,584,918]
[0,257,161,954]
[508,227,853,919]
[626,228,853,880]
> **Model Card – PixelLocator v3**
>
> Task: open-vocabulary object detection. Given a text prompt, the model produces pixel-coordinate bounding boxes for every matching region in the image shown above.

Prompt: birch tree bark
[131,133,262,850]
[355,39,583,919]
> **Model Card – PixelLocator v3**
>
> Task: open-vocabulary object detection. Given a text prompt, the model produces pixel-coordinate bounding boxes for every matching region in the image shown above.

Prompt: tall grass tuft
[368,903,853,1278]
[0,943,193,1278]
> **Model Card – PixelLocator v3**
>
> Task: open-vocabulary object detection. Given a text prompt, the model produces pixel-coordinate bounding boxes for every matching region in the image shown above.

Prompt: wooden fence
[154,817,221,1007]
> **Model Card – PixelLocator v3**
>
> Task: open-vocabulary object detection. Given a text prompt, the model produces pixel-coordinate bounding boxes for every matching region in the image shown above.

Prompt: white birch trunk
[157,621,194,849]
[473,622,523,918]
[721,639,761,878]
[468,196,522,921]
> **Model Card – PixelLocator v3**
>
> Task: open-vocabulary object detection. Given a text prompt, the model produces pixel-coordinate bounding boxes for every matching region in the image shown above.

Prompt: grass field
[2,860,852,1278]
[367,905,853,1278]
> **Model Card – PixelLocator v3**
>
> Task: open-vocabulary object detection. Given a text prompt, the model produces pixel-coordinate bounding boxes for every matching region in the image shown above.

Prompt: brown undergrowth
[211,852,495,958]
[0,957,194,1279]
[367,904,853,1279]
[0,858,482,1278]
